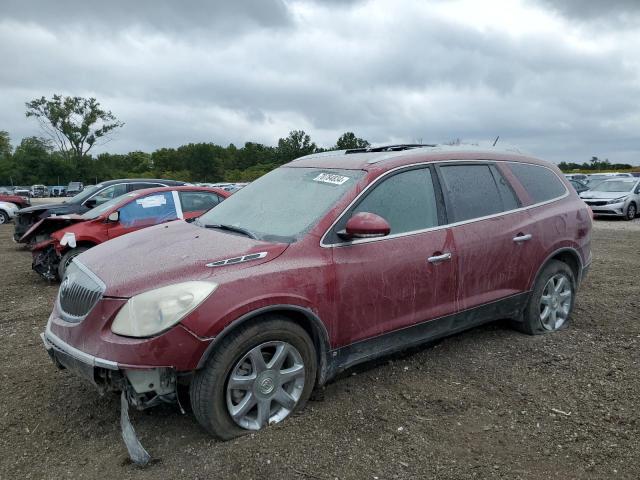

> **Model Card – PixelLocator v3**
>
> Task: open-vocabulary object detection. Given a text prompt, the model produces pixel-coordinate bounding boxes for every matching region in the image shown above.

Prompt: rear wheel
[190,317,317,440]
[57,247,89,280]
[625,202,637,221]
[0,211,8,225]
[516,260,575,335]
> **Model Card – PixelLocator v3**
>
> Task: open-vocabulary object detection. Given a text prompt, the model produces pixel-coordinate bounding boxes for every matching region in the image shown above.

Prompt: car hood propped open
[78,220,289,298]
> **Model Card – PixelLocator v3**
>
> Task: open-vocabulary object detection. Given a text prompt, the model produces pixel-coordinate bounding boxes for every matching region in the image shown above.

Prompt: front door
[107,191,179,239]
[328,166,458,347]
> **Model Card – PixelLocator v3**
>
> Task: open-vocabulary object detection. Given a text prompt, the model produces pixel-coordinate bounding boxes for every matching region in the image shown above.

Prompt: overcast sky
[1,0,639,164]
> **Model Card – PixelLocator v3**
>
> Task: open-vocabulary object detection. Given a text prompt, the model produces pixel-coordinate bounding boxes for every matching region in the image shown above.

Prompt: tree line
[1,94,636,186]
[557,156,634,173]
[0,129,370,186]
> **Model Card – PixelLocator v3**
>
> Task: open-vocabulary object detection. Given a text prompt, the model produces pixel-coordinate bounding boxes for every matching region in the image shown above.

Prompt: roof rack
[345,144,437,154]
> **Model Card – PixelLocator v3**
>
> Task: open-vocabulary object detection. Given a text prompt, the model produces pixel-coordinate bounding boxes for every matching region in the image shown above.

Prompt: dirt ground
[0,218,638,480]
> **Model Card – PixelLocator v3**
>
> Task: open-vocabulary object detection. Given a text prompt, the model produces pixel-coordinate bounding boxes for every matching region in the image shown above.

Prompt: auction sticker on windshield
[313,173,350,185]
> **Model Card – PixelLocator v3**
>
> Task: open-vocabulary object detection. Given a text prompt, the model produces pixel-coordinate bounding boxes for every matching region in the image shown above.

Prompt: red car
[42,145,591,442]
[30,186,229,280]
[0,192,30,209]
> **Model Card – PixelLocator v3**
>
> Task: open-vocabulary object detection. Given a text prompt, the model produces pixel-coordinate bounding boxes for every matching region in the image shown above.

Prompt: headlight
[606,196,628,204]
[111,281,217,337]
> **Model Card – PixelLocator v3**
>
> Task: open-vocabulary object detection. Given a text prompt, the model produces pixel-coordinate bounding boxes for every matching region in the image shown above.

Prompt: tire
[57,247,89,280]
[190,316,317,440]
[624,202,637,221]
[515,260,576,335]
[0,210,8,225]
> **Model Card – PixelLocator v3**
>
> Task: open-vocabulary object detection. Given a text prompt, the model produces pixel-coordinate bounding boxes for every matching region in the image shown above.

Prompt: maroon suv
[42,145,592,440]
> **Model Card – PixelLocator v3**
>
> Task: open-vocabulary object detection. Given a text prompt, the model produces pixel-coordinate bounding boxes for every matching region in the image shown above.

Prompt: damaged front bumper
[41,325,178,409]
[32,244,60,281]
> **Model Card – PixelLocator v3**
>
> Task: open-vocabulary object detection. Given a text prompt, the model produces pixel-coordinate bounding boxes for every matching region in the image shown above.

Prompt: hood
[18,202,80,214]
[580,191,631,200]
[21,214,86,244]
[78,220,289,298]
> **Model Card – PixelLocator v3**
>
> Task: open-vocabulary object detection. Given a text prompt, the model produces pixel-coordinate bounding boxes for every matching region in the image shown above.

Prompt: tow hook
[120,391,151,466]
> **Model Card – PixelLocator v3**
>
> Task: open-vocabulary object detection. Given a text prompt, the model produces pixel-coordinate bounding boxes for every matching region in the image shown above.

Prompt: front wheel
[57,247,89,280]
[516,260,576,335]
[190,317,317,440]
[0,211,8,225]
[625,202,637,221]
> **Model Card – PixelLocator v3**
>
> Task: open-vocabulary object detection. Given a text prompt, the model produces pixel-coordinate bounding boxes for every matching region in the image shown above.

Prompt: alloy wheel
[539,273,572,330]
[226,341,305,430]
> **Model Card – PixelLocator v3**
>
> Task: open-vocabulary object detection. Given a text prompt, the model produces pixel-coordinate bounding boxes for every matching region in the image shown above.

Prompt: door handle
[513,233,532,243]
[427,252,452,263]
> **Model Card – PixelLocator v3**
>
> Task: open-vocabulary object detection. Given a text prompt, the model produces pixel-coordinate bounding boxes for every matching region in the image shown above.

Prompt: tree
[25,94,124,162]
[335,132,370,150]
[277,130,317,163]
[0,131,11,157]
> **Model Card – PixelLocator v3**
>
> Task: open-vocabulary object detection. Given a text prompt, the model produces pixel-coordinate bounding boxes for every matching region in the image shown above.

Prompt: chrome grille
[58,261,105,322]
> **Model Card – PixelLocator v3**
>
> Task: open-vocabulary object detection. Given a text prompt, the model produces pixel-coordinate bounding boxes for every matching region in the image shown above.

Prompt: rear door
[328,166,458,345]
[107,191,179,239]
[436,162,535,311]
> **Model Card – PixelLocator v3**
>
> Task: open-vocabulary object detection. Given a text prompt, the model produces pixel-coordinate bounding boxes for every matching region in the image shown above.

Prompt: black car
[14,179,189,243]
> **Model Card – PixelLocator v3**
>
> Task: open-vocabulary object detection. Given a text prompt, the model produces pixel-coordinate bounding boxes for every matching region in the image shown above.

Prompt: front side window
[129,182,163,192]
[179,191,222,213]
[118,192,178,227]
[439,164,518,222]
[351,168,439,234]
[90,184,128,206]
[508,163,567,204]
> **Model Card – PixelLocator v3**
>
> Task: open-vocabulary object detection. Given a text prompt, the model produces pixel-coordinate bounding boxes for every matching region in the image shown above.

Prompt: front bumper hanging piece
[120,391,151,466]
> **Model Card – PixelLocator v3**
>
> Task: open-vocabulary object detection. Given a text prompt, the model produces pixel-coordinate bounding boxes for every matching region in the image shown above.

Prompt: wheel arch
[196,305,332,386]
[531,247,583,289]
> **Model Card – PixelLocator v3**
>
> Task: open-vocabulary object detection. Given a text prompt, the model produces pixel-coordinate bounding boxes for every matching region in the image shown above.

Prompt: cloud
[0,0,639,165]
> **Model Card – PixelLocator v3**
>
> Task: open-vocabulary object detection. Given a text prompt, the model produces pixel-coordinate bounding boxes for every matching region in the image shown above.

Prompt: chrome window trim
[320,159,569,248]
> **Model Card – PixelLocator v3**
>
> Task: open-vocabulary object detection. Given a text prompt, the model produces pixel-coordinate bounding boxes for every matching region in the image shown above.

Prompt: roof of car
[286,144,548,171]
[93,178,190,186]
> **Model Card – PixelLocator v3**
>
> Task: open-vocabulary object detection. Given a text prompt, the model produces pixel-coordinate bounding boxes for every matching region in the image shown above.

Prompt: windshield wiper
[203,223,257,239]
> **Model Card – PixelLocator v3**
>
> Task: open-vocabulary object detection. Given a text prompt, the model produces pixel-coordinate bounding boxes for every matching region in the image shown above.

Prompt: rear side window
[507,163,566,204]
[128,182,163,192]
[179,191,221,213]
[352,168,439,234]
[439,164,519,222]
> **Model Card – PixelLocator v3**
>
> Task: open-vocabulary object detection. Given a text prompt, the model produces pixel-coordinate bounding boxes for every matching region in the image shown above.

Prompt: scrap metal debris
[120,392,151,466]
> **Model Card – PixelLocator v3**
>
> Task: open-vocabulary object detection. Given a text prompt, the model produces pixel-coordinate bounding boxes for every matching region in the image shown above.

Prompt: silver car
[0,200,19,224]
[580,178,640,220]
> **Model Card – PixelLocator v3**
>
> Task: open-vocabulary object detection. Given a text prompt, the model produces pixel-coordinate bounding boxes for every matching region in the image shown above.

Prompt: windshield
[196,167,364,242]
[81,193,136,219]
[592,180,637,193]
[67,185,100,203]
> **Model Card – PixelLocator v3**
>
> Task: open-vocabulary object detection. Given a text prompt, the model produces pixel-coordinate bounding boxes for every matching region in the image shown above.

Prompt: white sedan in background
[580,178,640,220]
[0,201,19,224]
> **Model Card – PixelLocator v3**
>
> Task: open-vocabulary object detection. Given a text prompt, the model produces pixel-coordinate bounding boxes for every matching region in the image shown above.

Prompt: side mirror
[338,212,391,240]
[107,211,119,222]
[84,198,97,208]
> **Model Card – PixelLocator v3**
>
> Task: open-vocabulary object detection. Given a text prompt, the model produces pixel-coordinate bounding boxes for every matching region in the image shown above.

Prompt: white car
[580,178,640,220]
[0,200,19,224]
